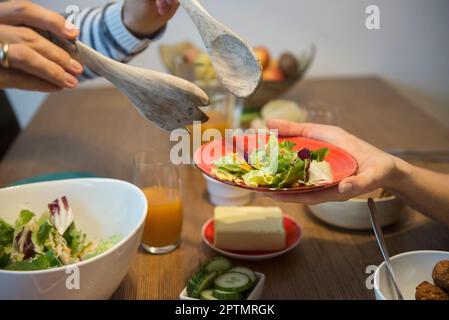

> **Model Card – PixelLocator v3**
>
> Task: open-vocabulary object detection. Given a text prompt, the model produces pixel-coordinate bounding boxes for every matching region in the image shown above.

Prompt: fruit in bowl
[279,52,300,79]
[262,66,285,81]
[254,47,270,70]
[194,52,217,82]
[160,42,218,85]
[159,42,315,106]
[258,49,300,82]
[246,44,316,109]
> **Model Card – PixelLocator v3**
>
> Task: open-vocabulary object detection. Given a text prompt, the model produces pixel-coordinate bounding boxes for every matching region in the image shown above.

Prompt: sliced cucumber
[186,279,197,296]
[214,272,252,293]
[229,267,257,284]
[212,289,242,300]
[191,271,218,299]
[200,289,218,300]
[186,268,208,295]
[203,257,232,274]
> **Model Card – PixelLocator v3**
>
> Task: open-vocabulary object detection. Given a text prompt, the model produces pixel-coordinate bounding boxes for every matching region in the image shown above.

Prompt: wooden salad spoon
[178,0,262,97]
[50,34,210,132]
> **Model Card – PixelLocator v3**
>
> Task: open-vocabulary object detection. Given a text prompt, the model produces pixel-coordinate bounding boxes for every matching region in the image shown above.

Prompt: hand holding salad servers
[50,36,210,131]
[47,0,261,131]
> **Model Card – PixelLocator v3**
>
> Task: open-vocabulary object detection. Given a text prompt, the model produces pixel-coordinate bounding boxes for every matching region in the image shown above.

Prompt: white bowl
[179,272,265,300]
[203,174,253,206]
[374,250,449,300]
[0,178,147,300]
[308,195,403,230]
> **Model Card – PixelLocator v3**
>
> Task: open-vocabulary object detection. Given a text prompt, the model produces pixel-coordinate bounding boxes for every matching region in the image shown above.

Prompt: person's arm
[0,0,177,91]
[389,161,449,227]
[266,119,449,228]
[76,0,178,79]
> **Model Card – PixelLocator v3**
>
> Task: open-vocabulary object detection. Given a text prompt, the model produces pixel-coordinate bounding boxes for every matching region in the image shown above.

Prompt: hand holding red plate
[194,132,358,194]
[266,120,400,203]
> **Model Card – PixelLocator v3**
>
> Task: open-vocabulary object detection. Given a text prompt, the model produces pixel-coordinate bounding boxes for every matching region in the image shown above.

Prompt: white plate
[180,272,265,300]
[201,216,302,261]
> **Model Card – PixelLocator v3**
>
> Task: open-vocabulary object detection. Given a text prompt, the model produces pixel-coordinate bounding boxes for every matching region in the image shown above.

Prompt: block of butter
[214,206,286,251]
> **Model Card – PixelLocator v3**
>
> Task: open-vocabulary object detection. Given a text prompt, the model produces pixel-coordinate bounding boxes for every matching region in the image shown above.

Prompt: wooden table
[1,77,449,300]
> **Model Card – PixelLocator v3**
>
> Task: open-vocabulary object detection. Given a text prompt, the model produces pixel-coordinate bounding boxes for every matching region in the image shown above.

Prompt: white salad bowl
[374,250,449,300]
[308,195,403,230]
[0,178,147,300]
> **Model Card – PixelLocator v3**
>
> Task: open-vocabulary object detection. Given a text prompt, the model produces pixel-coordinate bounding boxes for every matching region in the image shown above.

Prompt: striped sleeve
[76,0,166,80]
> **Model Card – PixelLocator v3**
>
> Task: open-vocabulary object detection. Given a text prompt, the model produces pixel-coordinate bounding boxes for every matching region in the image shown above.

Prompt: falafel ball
[415,281,449,300]
[432,260,449,292]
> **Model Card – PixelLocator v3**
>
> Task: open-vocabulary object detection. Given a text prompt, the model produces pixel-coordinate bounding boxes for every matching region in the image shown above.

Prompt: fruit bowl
[159,42,316,109]
[245,45,316,109]
[245,77,299,110]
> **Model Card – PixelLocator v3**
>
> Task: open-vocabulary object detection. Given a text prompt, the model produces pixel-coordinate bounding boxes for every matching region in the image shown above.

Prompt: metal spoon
[367,198,404,300]
[178,0,262,98]
[49,34,209,132]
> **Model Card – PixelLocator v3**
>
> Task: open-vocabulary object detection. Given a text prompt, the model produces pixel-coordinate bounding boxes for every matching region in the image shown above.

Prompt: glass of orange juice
[133,152,182,254]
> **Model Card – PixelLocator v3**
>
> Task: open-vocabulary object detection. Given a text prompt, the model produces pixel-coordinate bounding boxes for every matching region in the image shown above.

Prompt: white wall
[7,0,449,128]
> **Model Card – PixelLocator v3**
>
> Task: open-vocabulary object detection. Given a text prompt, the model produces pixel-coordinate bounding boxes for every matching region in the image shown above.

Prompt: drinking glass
[133,152,183,254]
[304,102,340,126]
[186,85,243,142]
[178,62,243,142]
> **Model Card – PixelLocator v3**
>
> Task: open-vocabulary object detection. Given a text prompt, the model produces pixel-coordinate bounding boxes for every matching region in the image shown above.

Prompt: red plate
[201,215,302,260]
[194,134,357,194]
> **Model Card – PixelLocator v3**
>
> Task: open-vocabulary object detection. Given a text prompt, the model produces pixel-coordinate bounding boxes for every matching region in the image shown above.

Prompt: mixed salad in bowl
[211,134,333,188]
[0,196,120,271]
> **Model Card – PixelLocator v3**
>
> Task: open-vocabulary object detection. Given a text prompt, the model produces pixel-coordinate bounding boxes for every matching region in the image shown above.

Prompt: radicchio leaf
[15,228,36,260]
[49,196,74,235]
[22,231,35,260]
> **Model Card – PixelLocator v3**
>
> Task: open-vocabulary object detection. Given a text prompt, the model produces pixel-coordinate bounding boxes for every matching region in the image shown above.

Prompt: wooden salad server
[50,35,210,132]
[178,0,262,98]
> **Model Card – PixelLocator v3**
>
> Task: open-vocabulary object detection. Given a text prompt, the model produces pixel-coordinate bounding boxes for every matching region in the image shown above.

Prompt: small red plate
[201,214,302,260]
[194,134,357,194]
